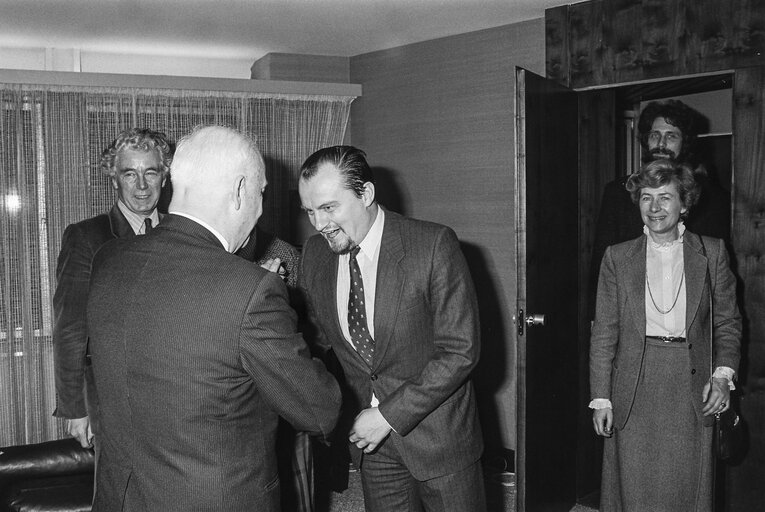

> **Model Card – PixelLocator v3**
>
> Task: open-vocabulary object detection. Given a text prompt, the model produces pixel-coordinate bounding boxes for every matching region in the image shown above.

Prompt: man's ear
[233,175,246,211]
[110,176,119,190]
[361,181,375,207]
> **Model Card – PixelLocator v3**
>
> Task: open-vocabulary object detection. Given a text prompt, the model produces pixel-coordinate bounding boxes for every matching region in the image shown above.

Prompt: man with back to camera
[53,128,173,448]
[298,146,486,511]
[589,99,731,316]
[86,125,341,511]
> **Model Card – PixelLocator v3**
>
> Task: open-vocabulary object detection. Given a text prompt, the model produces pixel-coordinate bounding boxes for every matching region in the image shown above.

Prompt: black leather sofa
[0,439,94,512]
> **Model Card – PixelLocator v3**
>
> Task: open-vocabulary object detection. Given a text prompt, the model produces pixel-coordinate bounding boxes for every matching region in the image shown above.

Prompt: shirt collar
[644,221,686,250]
[116,200,159,235]
[356,206,384,260]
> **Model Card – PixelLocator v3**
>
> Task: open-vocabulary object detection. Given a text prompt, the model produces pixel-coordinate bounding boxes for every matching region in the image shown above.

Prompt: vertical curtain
[0,83,353,446]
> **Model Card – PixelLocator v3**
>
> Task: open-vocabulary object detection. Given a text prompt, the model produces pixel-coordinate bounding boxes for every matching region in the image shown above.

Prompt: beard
[322,229,355,254]
[648,147,678,161]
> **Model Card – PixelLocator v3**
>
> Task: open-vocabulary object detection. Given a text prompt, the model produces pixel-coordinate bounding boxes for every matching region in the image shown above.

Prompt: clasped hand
[348,407,392,454]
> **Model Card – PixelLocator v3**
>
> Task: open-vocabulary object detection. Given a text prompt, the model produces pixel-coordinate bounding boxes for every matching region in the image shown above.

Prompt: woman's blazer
[590,230,741,429]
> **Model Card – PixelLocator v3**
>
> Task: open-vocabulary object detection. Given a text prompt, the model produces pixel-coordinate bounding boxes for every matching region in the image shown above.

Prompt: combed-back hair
[299,145,374,197]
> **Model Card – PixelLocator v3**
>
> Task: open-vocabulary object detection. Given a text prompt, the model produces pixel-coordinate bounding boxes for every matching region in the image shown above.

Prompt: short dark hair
[100,128,174,177]
[626,159,700,219]
[637,100,706,164]
[299,145,375,197]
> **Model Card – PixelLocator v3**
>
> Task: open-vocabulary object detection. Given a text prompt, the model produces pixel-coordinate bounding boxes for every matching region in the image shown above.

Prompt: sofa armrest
[0,439,94,488]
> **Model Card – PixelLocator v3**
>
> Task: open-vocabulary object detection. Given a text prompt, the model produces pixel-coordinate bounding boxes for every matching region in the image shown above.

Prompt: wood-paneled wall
[349,19,546,454]
[730,66,765,512]
[547,0,765,89]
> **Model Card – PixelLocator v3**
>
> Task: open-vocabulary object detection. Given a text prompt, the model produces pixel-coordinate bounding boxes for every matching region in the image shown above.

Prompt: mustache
[649,148,677,159]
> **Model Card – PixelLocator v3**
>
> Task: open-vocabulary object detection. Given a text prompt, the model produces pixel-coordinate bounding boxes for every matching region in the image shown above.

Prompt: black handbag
[715,407,744,462]
[700,235,746,463]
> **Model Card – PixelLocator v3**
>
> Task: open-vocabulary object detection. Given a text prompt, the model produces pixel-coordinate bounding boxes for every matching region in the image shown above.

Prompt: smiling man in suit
[298,146,485,511]
[86,125,341,512]
[53,128,173,448]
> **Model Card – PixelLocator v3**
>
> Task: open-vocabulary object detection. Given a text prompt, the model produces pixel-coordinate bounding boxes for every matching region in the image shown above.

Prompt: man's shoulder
[61,212,114,251]
[384,209,453,238]
[69,212,111,233]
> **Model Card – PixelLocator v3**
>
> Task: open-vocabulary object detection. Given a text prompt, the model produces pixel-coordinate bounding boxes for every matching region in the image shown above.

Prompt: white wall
[0,47,253,78]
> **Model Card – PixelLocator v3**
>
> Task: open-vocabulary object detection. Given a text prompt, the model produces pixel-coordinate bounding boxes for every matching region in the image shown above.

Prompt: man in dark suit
[53,128,173,448]
[86,126,341,511]
[297,146,485,511]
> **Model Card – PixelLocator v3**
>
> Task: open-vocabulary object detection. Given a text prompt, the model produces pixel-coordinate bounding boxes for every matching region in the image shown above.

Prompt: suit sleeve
[377,227,480,436]
[52,224,93,419]
[239,272,341,440]
[710,238,742,372]
[589,246,620,400]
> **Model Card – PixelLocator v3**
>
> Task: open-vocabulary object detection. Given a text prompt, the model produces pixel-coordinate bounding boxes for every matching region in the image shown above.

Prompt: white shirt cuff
[589,398,612,409]
[713,366,736,390]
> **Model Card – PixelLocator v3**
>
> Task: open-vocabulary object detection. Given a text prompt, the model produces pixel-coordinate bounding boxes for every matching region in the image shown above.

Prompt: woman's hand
[702,377,731,416]
[593,408,613,437]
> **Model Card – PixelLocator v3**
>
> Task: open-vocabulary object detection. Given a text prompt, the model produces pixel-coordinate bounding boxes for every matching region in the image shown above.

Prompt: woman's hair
[625,159,700,219]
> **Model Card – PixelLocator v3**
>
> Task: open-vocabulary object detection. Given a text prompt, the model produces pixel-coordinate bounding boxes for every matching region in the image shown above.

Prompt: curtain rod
[0,69,361,97]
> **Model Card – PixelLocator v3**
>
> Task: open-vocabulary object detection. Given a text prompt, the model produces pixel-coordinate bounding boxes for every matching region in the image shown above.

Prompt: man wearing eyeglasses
[589,99,731,317]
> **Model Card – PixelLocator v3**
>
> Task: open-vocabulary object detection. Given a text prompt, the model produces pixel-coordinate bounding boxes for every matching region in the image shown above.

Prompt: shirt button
[371,374,378,381]
[691,369,696,375]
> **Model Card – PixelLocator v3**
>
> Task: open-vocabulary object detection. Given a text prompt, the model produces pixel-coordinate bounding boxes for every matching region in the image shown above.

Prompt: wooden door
[727,65,765,512]
[515,68,579,511]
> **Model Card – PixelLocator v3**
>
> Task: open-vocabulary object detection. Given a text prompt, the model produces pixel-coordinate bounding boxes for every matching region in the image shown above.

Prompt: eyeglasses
[647,131,681,144]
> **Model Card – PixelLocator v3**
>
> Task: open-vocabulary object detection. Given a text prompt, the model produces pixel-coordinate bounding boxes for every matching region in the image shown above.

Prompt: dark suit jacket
[53,204,136,422]
[590,231,741,429]
[299,209,483,481]
[87,215,341,512]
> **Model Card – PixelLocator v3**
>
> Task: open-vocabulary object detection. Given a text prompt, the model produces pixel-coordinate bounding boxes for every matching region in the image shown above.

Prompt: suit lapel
[108,204,136,239]
[624,236,647,335]
[684,232,707,330]
[371,212,405,370]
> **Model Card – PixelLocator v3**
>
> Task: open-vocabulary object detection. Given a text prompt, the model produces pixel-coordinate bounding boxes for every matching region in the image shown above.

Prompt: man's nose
[313,211,329,231]
[136,173,148,190]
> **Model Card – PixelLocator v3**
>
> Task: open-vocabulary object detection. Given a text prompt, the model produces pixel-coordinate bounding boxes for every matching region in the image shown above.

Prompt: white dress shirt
[117,200,160,235]
[336,207,384,406]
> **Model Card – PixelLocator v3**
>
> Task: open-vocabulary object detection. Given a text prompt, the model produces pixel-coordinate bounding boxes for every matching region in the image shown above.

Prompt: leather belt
[646,335,686,343]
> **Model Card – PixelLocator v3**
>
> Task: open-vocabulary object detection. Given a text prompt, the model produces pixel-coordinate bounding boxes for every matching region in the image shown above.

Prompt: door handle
[517,309,545,336]
[526,314,545,327]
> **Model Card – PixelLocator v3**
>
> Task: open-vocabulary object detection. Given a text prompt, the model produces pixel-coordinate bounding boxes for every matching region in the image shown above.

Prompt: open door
[515,68,580,511]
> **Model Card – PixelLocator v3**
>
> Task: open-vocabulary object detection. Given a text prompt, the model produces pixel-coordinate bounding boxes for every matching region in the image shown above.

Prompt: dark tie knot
[144,217,153,234]
[350,246,360,259]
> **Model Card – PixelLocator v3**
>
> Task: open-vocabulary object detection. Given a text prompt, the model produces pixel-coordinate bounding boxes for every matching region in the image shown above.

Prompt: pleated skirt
[600,338,714,512]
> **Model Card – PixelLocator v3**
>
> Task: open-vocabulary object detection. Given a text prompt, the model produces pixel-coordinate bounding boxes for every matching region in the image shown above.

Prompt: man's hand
[592,408,613,437]
[260,258,286,280]
[702,377,731,416]
[349,407,392,453]
[67,416,93,448]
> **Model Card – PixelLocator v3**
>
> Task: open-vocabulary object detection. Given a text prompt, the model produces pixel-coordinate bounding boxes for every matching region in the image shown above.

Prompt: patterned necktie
[347,246,375,367]
[144,218,153,235]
